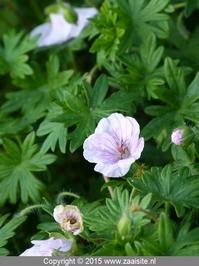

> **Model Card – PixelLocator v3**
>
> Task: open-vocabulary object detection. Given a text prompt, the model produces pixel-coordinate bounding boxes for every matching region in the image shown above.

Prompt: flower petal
[83,132,119,164]
[67,8,98,39]
[95,161,130,177]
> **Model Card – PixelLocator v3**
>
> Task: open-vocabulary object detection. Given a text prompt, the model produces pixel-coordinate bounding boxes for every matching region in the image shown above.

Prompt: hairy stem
[103,175,113,198]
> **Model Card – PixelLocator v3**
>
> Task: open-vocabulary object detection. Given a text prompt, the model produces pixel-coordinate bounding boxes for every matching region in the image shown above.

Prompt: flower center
[117,143,130,159]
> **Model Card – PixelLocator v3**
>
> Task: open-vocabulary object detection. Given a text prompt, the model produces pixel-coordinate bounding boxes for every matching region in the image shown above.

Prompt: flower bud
[171,127,195,146]
[61,3,78,24]
[171,129,183,146]
[117,215,132,237]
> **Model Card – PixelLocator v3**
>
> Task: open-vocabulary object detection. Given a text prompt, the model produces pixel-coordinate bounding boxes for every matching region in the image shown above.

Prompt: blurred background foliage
[1,0,199,255]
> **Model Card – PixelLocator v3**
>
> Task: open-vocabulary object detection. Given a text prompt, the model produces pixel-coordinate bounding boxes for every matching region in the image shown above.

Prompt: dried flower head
[83,113,144,177]
[53,205,83,235]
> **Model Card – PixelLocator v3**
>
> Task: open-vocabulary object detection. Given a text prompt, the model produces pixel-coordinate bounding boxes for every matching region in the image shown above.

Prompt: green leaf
[0,132,56,205]
[91,74,109,108]
[129,165,199,213]
[46,54,74,89]
[62,90,89,113]
[158,213,174,252]
[84,188,130,235]
[142,58,199,149]
[185,0,196,17]
[164,57,186,95]
[182,72,199,106]
[140,33,164,73]
[0,30,36,78]
[119,33,165,99]
[37,104,67,153]
[69,118,95,152]
[0,214,27,255]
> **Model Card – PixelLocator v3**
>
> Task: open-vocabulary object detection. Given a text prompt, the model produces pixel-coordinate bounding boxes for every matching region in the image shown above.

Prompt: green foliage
[54,74,138,152]
[1,0,199,257]
[90,0,125,61]
[0,30,37,79]
[37,104,67,153]
[119,33,164,99]
[142,58,199,150]
[2,54,73,116]
[142,213,199,255]
[130,165,199,216]
[90,0,171,60]
[0,214,27,256]
[0,132,56,206]
[84,187,131,235]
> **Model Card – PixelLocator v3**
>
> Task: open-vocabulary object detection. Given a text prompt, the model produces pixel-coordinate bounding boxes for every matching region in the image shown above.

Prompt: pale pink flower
[30,8,98,47]
[20,237,72,256]
[83,113,144,177]
[53,205,83,235]
[171,129,184,146]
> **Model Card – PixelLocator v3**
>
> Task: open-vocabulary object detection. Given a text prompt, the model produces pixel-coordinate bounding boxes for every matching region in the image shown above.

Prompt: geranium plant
[1,0,199,257]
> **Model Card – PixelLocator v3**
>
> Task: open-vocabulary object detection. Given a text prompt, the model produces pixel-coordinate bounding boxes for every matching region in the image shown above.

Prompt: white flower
[83,113,144,178]
[20,237,72,256]
[30,8,98,47]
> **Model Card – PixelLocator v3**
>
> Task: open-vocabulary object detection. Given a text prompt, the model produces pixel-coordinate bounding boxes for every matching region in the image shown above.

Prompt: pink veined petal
[130,137,145,160]
[95,161,130,177]
[83,132,120,164]
[95,113,140,147]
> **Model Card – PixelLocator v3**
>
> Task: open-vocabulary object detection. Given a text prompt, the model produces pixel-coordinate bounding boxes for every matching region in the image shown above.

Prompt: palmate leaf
[84,188,152,237]
[119,33,164,99]
[0,214,27,256]
[115,0,171,54]
[142,58,199,150]
[0,30,37,79]
[90,0,125,61]
[84,188,130,235]
[0,132,56,206]
[129,165,199,216]
[142,213,199,256]
[37,104,67,153]
[54,74,137,152]
[2,54,73,117]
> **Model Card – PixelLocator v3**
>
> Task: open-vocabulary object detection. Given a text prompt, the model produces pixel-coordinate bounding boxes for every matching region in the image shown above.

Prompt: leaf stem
[20,204,45,216]
[173,3,186,9]
[86,0,100,11]
[86,64,98,84]
[129,187,136,202]
[103,175,113,198]
[130,204,159,223]
[57,192,80,204]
